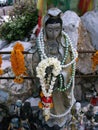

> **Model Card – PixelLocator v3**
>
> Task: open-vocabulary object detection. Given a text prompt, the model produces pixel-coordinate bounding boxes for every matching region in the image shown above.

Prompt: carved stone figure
[30,8,77,127]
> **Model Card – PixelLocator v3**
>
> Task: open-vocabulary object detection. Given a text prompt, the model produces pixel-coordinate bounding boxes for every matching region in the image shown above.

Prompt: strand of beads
[58,32,69,91]
[37,29,47,60]
[50,76,76,118]
[57,31,77,91]
[37,31,44,60]
[37,29,77,92]
[37,29,78,68]
[37,29,77,118]
[61,33,69,65]
[61,31,78,68]
[58,55,76,91]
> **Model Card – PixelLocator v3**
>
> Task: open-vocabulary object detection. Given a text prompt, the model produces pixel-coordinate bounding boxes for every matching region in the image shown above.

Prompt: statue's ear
[43,15,49,42]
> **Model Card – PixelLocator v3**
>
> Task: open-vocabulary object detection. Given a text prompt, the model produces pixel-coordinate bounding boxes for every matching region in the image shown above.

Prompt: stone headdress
[43,7,62,24]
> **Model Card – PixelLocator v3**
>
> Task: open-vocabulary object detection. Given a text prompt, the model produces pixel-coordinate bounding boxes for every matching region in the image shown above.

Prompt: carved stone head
[43,8,63,41]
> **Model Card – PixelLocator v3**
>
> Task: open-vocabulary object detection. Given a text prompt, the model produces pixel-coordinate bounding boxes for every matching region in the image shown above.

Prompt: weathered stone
[0,41,34,105]
[25,97,40,107]
[62,10,81,48]
[95,80,98,93]
[77,23,95,74]
[81,10,98,49]
[0,89,9,103]
[83,82,92,89]
[62,11,95,74]
[74,85,82,101]
[0,41,33,60]
[0,40,8,49]
[0,6,13,16]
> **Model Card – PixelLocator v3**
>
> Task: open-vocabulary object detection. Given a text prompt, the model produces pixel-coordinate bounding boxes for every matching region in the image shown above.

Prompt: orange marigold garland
[13,42,24,51]
[0,55,3,75]
[91,51,98,71]
[10,42,27,83]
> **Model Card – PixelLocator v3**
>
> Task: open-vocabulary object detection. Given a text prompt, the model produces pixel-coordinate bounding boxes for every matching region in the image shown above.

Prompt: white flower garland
[36,57,62,97]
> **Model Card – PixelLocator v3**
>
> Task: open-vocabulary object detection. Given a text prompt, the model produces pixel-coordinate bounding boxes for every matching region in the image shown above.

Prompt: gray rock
[74,85,82,101]
[95,80,98,93]
[0,41,33,59]
[62,10,95,74]
[0,41,34,105]
[25,97,40,107]
[77,23,95,74]
[62,10,81,48]
[81,10,98,49]
[0,90,9,103]
[0,6,13,16]
[83,83,92,89]
[0,40,8,49]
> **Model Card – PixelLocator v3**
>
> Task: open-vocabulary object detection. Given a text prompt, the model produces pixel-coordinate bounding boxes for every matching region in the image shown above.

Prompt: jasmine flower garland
[36,57,62,97]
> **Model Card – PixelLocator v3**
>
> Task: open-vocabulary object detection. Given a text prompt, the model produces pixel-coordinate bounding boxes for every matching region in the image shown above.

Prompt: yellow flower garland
[10,42,27,83]
[0,55,3,75]
[91,51,98,71]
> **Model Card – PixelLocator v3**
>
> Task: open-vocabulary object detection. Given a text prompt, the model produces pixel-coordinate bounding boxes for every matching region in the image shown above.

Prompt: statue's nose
[52,31,57,39]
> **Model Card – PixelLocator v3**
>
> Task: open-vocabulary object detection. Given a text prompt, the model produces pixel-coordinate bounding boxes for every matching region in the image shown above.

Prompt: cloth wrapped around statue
[30,8,78,127]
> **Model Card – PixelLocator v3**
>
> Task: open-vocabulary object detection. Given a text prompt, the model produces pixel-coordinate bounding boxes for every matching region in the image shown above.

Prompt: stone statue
[30,8,77,127]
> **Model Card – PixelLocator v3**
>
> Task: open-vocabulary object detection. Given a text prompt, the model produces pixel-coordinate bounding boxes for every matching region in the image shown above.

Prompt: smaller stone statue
[0,103,9,122]
[20,101,32,120]
[8,117,20,130]
[75,102,81,114]
[85,105,94,121]
[14,100,22,117]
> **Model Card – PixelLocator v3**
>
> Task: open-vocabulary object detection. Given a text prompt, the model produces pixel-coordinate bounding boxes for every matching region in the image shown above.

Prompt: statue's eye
[48,29,52,32]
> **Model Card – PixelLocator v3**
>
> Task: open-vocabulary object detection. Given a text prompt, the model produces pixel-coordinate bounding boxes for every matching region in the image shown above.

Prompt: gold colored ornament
[0,55,3,75]
[91,51,98,70]
[10,42,27,83]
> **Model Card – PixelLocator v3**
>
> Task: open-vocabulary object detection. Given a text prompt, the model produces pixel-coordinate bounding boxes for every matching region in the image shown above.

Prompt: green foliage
[0,1,38,43]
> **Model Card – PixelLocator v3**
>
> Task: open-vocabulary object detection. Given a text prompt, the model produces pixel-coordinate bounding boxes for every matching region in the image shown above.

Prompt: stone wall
[0,6,13,16]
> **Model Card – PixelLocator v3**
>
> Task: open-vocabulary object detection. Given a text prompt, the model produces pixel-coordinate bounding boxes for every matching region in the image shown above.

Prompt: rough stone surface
[81,10,98,49]
[62,10,95,74]
[0,6,13,16]
[0,40,8,49]
[62,10,81,49]
[0,41,33,105]
[77,23,95,74]
[74,84,82,101]
[26,97,40,107]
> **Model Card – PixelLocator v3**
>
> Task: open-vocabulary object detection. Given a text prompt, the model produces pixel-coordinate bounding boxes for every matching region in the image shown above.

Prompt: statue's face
[45,23,61,40]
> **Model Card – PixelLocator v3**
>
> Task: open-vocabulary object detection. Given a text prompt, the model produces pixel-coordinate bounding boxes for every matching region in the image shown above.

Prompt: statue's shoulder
[31,44,38,54]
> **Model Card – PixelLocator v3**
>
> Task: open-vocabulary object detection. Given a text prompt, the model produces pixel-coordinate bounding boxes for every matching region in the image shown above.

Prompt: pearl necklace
[37,29,78,92]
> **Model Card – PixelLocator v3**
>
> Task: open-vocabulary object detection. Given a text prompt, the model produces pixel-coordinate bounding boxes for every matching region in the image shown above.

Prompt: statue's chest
[44,41,61,59]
